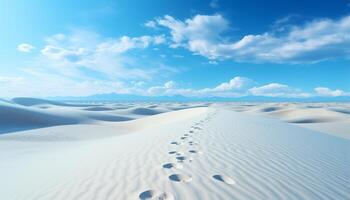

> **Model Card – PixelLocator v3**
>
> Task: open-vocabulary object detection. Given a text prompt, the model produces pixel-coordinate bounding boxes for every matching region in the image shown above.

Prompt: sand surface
[0,99,349,199]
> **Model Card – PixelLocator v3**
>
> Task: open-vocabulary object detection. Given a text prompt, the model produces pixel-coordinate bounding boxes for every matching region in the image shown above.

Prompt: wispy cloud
[40,30,171,79]
[17,43,35,53]
[8,29,176,97]
[144,20,157,28]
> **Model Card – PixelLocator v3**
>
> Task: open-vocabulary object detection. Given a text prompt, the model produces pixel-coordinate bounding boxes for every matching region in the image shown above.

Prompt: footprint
[180,137,187,140]
[175,156,193,162]
[169,174,192,182]
[188,141,198,146]
[212,175,236,185]
[168,151,177,155]
[175,152,183,156]
[163,162,183,169]
[170,141,180,145]
[139,190,174,200]
[176,156,187,161]
[189,150,203,154]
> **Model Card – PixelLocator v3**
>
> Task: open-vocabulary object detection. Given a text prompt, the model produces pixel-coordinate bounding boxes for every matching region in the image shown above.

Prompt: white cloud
[37,31,172,80]
[4,30,177,97]
[249,83,311,98]
[153,35,166,44]
[145,20,157,28]
[147,80,176,95]
[17,43,35,53]
[211,77,252,92]
[146,77,253,97]
[157,14,228,45]
[144,77,318,99]
[190,77,253,97]
[154,14,350,63]
[314,87,349,97]
[208,60,218,65]
[164,80,176,89]
[41,45,86,62]
[96,35,165,54]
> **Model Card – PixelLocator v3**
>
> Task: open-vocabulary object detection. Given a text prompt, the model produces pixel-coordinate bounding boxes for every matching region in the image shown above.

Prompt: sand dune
[0,98,206,134]
[0,101,349,199]
[0,101,81,134]
[228,103,350,139]
[128,107,165,115]
[83,106,116,111]
[12,97,72,106]
[11,97,101,108]
[330,107,350,114]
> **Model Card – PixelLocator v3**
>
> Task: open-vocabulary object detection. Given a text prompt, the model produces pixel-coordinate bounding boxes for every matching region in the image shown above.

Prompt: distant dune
[0,101,81,133]
[129,107,165,115]
[0,97,207,134]
[11,97,70,106]
[232,102,350,139]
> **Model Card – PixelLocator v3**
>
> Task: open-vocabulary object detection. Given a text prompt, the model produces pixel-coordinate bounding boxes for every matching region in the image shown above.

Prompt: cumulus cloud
[146,77,253,97]
[314,87,349,97]
[155,14,228,46]
[143,77,318,98]
[209,77,252,92]
[144,78,319,99]
[153,14,350,63]
[147,80,176,95]
[17,43,35,52]
[192,77,253,97]
[249,83,311,98]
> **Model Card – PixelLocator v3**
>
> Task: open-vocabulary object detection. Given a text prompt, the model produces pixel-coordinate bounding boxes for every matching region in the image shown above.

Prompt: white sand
[234,102,350,139]
[0,99,349,199]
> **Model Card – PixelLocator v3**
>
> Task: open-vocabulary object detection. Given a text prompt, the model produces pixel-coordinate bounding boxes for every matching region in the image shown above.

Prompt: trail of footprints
[139,111,236,199]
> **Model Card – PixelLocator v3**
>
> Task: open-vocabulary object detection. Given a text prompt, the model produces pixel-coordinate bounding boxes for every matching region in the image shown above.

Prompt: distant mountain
[45,93,350,102]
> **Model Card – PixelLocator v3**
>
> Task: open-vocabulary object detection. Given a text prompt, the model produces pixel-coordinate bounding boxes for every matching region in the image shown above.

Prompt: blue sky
[0,0,350,99]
